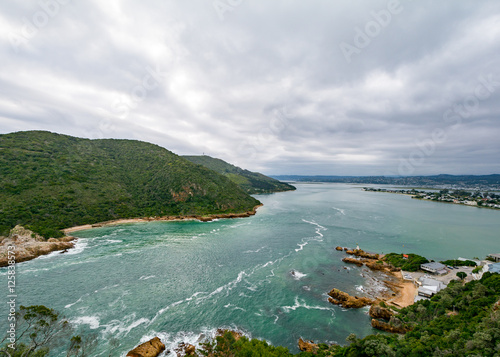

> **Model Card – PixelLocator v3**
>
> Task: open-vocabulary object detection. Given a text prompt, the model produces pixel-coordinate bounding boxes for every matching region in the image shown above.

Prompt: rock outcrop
[127,337,166,357]
[335,246,344,251]
[342,257,364,267]
[371,317,409,334]
[342,256,397,272]
[0,225,75,267]
[175,342,196,356]
[328,288,375,308]
[298,338,318,353]
[216,329,243,341]
[345,249,379,259]
[369,304,394,320]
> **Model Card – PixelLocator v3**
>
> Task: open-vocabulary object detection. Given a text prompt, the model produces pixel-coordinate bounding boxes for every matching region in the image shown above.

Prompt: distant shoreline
[63,204,263,234]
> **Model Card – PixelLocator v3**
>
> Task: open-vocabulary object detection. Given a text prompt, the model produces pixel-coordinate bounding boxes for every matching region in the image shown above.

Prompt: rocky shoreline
[63,204,263,234]
[0,205,263,267]
[0,225,75,267]
[324,247,417,337]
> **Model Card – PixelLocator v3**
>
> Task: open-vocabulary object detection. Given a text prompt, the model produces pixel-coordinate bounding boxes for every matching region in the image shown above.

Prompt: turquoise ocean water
[1,183,499,355]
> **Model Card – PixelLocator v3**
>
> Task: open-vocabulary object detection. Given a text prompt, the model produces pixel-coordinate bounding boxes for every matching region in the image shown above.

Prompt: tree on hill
[0,131,261,237]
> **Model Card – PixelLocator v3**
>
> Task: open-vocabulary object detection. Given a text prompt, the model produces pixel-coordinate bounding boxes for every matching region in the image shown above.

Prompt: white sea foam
[65,294,89,309]
[139,275,156,280]
[244,246,267,253]
[281,296,336,316]
[36,250,64,259]
[70,315,101,329]
[65,239,88,255]
[332,207,346,215]
[291,270,307,280]
[224,303,246,312]
[101,313,149,338]
[295,241,308,252]
[355,285,365,293]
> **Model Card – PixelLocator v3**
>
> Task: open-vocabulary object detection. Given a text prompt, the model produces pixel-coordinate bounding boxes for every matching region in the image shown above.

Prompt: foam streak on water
[2,183,499,356]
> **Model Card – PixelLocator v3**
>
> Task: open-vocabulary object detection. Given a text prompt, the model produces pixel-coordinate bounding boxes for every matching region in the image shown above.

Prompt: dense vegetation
[332,272,500,356]
[184,155,296,194]
[441,259,477,267]
[0,131,261,238]
[383,253,429,272]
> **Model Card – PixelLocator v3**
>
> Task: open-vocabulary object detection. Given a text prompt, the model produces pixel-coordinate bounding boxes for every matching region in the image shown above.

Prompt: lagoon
[1,183,499,355]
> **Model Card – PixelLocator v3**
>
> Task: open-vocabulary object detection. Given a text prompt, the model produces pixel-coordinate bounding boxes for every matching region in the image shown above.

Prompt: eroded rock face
[127,337,166,357]
[175,342,196,357]
[216,329,243,341]
[298,338,319,353]
[0,225,75,267]
[345,249,379,259]
[342,257,364,267]
[371,317,409,334]
[342,256,394,272]
[328,288,375,308]
[369,304,394,320]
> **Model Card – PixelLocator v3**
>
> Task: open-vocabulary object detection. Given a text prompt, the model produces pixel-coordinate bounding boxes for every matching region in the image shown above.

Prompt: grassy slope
[0,131,260,237]
[184,155,295,194]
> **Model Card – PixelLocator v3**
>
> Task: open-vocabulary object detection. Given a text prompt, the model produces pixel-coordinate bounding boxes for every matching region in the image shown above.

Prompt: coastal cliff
[0,225,75,267]
[0,131,261,238]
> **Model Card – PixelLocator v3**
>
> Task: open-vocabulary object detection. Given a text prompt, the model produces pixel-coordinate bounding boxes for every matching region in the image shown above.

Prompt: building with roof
[420,262,447,275]
[488,254,500,263]
[417,277,446,298]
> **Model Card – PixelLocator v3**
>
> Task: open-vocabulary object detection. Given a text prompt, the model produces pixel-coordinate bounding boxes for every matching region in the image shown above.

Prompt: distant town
[363,187,500,210]
[272,174,500,191]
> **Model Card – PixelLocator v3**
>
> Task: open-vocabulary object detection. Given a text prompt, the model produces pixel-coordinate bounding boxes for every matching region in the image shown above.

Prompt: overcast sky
[1,1,500,175]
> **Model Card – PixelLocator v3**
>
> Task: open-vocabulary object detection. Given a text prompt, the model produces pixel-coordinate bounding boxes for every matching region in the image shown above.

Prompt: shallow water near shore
[1,183,499,355]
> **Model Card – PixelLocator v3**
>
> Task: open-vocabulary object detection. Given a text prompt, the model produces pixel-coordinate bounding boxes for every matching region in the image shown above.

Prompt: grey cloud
[0,0,499,175]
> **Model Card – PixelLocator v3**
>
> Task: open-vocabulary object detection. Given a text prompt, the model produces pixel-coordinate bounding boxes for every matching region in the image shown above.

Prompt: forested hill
[184,155,295,194]
[0,131,261,238]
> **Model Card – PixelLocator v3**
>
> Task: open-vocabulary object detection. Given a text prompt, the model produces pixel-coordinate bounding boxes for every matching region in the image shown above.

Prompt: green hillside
[0,131,261,238]
[184,155,295,194]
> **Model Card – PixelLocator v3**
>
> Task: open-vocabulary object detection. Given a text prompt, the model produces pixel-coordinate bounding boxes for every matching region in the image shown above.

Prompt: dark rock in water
[342,257,364,267]
[328,288,375,308]
[369,304,394,320]
[127,337,165,357]
[298,338,319,353]
[175,342,196,356]
[335,246,343,251]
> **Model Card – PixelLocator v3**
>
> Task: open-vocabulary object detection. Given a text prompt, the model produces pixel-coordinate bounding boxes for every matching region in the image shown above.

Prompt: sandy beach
[62,204,263,235]
[384,272,417,308]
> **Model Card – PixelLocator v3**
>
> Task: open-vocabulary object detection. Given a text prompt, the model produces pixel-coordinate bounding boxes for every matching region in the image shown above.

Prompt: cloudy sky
[1,0,500,175]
